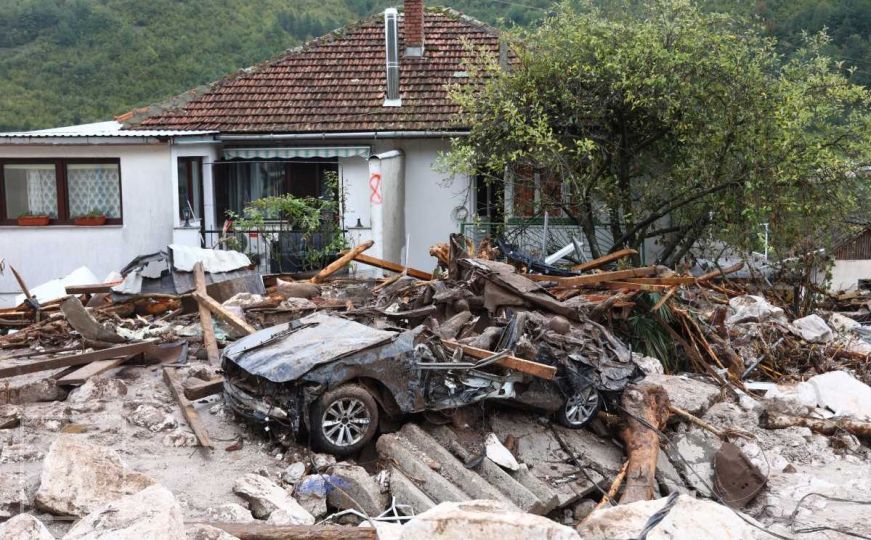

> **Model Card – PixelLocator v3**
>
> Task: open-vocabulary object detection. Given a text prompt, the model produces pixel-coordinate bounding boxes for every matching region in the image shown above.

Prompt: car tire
[556,385,600,428]
[310,384,380,457]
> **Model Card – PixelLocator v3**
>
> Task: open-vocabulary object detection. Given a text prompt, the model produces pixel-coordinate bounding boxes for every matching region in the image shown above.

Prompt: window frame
[0,157,123,226]
[177,156,203,222]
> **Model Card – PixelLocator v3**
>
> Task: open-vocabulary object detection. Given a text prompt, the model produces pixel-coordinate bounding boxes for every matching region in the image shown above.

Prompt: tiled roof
[131,9,499,134]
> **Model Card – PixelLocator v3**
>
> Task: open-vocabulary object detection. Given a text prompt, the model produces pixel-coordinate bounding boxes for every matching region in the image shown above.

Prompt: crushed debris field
[1,235,871,539]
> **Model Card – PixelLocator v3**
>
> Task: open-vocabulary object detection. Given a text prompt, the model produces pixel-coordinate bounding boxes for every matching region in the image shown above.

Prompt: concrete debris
[326,463,388,517]
[294,474,329,518]
[35,436,156,516]
[204,503,254,523]
[62,484,185,540]
[485,433,520,471]
[643,374,721,416]
[765,370,871,421]
[577,494,765,539]
[185,524,240,540]
[726,295,785,325]
[232,473,314,524]
[399,500,581,540]
[789,314,833,343]
[126,403,178,432]
[281,462,307,485]
[0,513,54,540]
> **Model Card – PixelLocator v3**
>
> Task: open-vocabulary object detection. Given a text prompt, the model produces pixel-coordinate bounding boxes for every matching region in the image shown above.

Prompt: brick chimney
[404,0,424,57]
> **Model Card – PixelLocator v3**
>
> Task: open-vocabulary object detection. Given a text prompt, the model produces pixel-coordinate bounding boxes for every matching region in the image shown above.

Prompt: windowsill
[0,224,124,230]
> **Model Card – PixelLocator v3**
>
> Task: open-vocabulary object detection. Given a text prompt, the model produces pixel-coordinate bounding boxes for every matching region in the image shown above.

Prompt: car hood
[222,312,397,383]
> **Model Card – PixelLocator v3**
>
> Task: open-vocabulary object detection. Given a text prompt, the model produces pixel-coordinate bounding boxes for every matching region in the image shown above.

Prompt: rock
[0,405,21,429]
[577,494,764,539]
[400,500,580,540]
[35,435,155,516]
[572,499,597,521]
[312,453,336,471]
[805,370,871,420]
[274,279,321,299]
[0,513,54,540]
[643,374,720,416]
[829,313,861,333]
[281,462,306,485]
[162,429,198,447]
[185,524,239,540]
[232,474,314,524]
[66,377,127,403]
[327,464,387,517]
[63,485,185,540]
[0,378,66,405]
[671,431,718,497]
[205,503,254,523]
[632,353,664,376]
[726,295,785,326]
[485,433,519,471]
[126,404,178,432]
[0,443,42,464]
[294,474,329,518]
[790,314,833,343]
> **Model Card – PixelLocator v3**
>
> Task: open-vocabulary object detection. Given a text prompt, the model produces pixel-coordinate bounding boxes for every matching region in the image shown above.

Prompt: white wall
[0,143,174,306]
[340,138,471,271]
[830,260,871,292]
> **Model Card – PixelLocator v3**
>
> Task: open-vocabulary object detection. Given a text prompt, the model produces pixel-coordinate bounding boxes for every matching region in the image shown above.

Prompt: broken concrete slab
[399,500,581,540]
[232,473,314,524]
[577,494,765,539]
[62,484,185,540]
[670,430,718,497]
[294,474,329,519]
[327,463,387,517]
[643,374,721,416]
[35,435,155,516]
[376,433,470,505]
[388,467,435,515]
[726,295,785,326]
[0,405,21,429]
[0,513,54,540]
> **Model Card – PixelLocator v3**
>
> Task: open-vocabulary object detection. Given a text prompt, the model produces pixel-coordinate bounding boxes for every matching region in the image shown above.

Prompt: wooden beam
[571,248,638,272]
[56,356,130,386]
[696,262,744,282]
[441,341,557,380]
[351,253,433,280]
[0,341,155,379]
[163,366,213,448]
[64,281,121,294]
[184,376,225,401]
[196,522,376,540]
[311,240,374,284]
[192,292,256,336]
[193,262,220,364]
[9,265,35,305]
[600,281,673,292]
[548,266,657,288]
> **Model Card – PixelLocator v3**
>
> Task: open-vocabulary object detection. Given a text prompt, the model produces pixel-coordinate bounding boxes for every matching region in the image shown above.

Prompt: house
[828,226,871,291]
[0,1,501,306]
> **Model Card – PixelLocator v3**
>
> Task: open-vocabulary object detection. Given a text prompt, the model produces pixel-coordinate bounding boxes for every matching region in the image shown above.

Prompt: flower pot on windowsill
[17,215,51,226]
[74,215,108,226]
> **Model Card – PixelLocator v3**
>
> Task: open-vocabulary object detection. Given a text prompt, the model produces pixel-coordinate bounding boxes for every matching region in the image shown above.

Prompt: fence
[461,218,630,264]
[202,227,342,274]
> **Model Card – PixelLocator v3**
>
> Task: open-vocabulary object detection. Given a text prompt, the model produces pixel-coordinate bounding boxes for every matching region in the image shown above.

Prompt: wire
[637,492,680,540]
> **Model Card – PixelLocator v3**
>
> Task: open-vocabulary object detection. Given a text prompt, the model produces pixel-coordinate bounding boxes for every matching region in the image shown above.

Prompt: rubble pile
[1,236,870,539]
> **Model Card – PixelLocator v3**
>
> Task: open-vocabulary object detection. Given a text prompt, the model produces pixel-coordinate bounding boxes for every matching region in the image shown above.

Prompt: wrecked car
[222,311,640,456]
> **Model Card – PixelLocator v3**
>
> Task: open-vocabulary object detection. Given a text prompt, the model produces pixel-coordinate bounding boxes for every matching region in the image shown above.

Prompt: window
[214,159,337,224]
[177,157,203,222]
[0,159,121,225]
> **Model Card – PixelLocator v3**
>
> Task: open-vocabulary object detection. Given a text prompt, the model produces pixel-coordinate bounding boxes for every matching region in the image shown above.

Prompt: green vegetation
[1,1,871,131]
[444,0,871,265]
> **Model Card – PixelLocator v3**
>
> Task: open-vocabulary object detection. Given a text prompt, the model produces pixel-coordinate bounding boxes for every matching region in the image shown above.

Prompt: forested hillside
[1,0,868,131]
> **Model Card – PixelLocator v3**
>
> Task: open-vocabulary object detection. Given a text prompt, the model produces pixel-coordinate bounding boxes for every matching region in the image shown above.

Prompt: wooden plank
[64,281,121,294]
[0,341,155,379]
[351,253,433,280]
[184,376,225,400]
[56,356,130,386]
[696,262,744,282]
[198,522,376,540]
[441,340,557,380]
[192,292,256,335]
[601,281,673,292]
[311,240,374,284]
[651,285,679,311]
[163,366,213,448]
[193,262,220,364]
[571,248,638,272]
[552,266,658,288]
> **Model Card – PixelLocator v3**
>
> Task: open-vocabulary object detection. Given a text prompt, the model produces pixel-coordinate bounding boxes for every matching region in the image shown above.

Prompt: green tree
[444,0,871,265]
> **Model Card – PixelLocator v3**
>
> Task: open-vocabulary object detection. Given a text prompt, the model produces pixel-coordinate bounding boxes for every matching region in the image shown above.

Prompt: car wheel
[310,384,379,457]
[557,385,600,428]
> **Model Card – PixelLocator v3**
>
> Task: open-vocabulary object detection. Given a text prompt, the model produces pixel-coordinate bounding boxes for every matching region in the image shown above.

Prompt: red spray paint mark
[369,172,383,204]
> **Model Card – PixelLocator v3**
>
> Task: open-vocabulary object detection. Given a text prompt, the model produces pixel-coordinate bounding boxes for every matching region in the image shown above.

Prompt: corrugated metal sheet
[835,228,871,260]
[0,120,216,139]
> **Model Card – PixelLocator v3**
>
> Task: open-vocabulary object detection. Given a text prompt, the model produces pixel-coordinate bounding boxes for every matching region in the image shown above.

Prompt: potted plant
[17,212,51,226]
[74,209,107,226]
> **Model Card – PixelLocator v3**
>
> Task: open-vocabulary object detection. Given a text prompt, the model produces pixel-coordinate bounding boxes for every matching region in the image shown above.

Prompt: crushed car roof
[222,312,397,383]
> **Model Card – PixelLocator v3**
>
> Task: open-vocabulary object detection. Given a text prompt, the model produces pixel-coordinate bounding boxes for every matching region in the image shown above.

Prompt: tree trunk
[618,383,671,504]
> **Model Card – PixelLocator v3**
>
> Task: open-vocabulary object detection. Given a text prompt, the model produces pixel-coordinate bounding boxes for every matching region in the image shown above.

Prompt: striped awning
[222,146,371,160]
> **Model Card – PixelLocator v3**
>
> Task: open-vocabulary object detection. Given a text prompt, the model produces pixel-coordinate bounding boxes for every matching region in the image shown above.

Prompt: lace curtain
[67,164,121,218]
[25,167,58,217]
